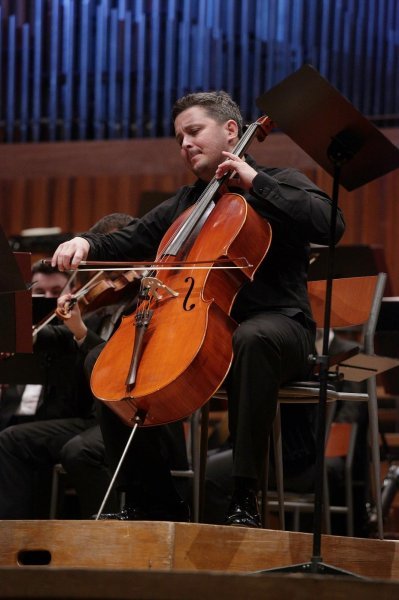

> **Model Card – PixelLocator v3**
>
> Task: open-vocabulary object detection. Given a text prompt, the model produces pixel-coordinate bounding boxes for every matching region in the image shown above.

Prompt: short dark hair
[172,91,243,137]
[89,213,136,234]
[31,260,69,278]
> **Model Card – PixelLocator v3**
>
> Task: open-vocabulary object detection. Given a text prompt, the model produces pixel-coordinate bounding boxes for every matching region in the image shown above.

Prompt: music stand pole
[261,139,361,576]
[307,138,357,573]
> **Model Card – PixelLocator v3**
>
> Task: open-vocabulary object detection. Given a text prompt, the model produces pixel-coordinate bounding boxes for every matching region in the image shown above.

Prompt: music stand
[0,226,32,354]
[256,64,399,576]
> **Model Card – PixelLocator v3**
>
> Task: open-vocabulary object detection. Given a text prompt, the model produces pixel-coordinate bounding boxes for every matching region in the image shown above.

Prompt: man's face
[31,272,70,298]
[174,106,238,182]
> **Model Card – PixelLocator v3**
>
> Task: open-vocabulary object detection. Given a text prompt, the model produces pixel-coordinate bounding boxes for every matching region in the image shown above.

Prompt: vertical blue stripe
[252,1,266,121]
[94,1,106,139]
[20,24,30,142]
[6,14,16,142]
[62,0,75,140]
[177,0,191,99]
[78,0,90,140]
[0,6,2,127]
[133,0,145,137]
[363,0,377,115]
[48,0,59,141]
[318,0,331,76]
[32,0,43,141]
[121,10,133,137]
[162,0,177,135]
[211,0,223,92]
[390,0,399,116]
[193,0,206,90]
[352,0,366,111]
[239,0,249,115]
[108,8,119,138]
[149,0,160,136]
[372,0,387,114]
[225,0,235,96]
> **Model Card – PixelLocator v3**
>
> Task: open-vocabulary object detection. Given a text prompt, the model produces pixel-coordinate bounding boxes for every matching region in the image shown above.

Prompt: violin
[56,270,139,320]
[33,269,139,332]
[90,115,274,428]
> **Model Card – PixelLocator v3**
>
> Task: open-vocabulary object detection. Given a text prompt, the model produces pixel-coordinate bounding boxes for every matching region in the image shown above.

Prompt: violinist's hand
[57,293,88,342]
[51,237,90,271]
[215,152,258,190]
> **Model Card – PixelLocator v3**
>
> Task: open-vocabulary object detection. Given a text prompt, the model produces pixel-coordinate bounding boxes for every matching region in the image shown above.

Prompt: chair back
[308,274,386,330]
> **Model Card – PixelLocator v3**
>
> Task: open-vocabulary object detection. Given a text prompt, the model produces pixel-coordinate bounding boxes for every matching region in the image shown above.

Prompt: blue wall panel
[0,0,398,142]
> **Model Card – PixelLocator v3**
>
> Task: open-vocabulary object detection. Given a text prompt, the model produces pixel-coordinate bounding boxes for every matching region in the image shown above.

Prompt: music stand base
[255,557,365,578]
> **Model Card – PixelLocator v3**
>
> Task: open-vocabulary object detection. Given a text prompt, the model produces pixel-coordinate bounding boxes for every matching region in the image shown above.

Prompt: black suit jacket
[0,310,111,429]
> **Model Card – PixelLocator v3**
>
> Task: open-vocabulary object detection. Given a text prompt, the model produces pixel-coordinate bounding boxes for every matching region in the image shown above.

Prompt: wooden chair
[209,274,386,536]
[271,273,387,538]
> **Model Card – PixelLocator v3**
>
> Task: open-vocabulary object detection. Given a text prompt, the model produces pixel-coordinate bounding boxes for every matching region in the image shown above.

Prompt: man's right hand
[51,237,90,271]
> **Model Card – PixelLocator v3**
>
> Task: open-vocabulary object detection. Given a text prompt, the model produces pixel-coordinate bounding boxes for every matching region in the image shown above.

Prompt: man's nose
[181,135,192,149]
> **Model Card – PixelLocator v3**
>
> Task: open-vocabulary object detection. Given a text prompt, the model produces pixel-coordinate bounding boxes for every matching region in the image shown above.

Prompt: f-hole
[183,277,195,311]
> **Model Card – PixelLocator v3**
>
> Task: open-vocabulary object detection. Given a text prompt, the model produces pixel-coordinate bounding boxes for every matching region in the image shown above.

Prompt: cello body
[90,192,272,427]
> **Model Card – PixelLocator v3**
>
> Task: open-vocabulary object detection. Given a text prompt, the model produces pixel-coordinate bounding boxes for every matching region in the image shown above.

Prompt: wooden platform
[1,521,399,598]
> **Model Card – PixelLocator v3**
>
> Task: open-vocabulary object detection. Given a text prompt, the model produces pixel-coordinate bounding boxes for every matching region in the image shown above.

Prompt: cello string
[76,264,252,272]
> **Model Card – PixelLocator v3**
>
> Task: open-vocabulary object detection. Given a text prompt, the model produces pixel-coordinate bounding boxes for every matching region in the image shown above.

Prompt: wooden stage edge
[0,521,399,599]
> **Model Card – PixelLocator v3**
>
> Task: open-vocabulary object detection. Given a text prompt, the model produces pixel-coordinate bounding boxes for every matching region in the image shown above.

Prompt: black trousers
[0,416,96,518]
[226,312,314,482]
[60,424,120,517]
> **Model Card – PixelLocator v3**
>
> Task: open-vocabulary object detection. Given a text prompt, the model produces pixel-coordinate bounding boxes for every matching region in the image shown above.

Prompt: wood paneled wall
[1,130,398,293]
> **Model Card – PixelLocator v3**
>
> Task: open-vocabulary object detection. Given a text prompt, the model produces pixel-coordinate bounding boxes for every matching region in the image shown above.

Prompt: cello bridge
[141,276,179,300]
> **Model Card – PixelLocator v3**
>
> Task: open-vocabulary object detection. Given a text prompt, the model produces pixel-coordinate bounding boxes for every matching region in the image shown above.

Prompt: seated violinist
[0,213,140,519]
[0,260,74,431]
[52,91,345,527]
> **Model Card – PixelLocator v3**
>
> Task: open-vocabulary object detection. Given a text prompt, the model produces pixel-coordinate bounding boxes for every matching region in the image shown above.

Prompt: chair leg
[49,464,60,519]
[261,436,270,528]
[190,409,201,523]
[345,423,357,537]
[322,403,335,535]
[272,405,286,530]
[368,377,384,539]
[197,403,209,523]
[322,467,331,534]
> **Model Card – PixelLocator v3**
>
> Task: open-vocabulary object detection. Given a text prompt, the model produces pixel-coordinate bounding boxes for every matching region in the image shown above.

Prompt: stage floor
[0,521,399,599]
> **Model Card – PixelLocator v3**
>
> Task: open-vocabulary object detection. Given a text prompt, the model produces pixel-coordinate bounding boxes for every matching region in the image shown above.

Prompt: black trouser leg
[226,313,314,483]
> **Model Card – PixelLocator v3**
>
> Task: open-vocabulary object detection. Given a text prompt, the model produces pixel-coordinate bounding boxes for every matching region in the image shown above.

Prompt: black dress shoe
[225,490,261,528]
[93,499,190,522]
[93,504,147,521]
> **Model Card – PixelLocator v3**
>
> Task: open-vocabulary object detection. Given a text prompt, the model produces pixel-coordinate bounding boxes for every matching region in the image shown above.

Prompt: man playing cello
[52,91,345,527]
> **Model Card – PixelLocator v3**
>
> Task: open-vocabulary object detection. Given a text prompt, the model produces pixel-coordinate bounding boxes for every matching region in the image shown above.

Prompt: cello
[91,116,274,427]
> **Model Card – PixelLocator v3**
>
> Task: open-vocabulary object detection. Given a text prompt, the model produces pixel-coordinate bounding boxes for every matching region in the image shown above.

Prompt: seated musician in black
[0,261,73,431]
[0,213,147,519]
[52,91,345,527]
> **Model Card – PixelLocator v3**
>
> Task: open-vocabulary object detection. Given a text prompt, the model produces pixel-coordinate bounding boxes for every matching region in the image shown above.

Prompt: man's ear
[225,119,239,143]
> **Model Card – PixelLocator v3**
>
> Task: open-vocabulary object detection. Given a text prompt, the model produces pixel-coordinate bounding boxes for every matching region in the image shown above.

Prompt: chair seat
[278,381,339,402]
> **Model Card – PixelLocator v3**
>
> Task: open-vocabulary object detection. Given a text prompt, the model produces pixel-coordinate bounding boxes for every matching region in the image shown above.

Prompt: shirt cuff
[252,172,277,197]
[74,334,88,346]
